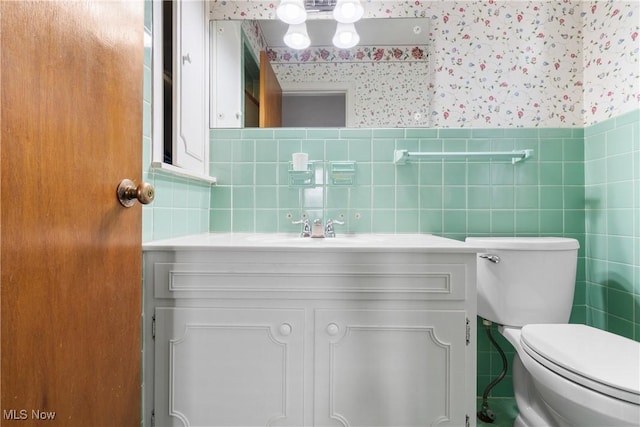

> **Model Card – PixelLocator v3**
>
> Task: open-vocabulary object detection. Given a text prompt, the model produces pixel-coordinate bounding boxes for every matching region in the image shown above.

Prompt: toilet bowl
[502,324,640,427]
[466,237,640,427]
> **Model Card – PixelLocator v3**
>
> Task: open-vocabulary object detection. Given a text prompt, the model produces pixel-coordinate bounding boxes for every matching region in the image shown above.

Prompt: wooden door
[1,1,143,425]
[259,51,283,127]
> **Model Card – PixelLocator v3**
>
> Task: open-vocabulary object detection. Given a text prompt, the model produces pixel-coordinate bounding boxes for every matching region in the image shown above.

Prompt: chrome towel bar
[393,149,534,165]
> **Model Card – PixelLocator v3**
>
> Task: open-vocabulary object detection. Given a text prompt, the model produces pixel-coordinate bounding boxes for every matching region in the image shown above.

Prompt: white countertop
[143,233,481,253]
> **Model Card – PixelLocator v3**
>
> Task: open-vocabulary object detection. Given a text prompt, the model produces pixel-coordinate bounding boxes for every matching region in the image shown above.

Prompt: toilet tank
[465,237,579,327]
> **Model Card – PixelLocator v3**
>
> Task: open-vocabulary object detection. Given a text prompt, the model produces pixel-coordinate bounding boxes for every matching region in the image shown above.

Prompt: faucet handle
[292,217,311,237]
[324,218,345,237]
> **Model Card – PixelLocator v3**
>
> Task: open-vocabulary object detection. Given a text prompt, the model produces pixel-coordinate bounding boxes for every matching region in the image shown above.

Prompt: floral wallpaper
[582,1,639,126]
[214,1,640,128]
[429,1,585,127]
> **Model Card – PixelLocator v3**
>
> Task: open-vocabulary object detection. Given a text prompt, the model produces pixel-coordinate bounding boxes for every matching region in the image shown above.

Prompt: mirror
[229,17,431,128]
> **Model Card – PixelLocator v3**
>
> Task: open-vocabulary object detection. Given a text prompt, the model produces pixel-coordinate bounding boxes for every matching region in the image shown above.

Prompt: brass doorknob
[117,179,155,207]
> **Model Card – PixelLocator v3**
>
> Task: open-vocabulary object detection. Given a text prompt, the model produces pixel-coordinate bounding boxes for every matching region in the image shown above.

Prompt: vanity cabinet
[143,236,477,427]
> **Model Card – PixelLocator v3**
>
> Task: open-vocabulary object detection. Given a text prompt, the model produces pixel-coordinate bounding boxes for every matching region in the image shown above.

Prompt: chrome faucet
[293,217,345,238]
[324,218,345,237]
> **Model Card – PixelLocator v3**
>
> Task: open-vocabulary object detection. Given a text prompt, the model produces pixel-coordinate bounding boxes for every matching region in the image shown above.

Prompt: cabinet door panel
[155,307,304,426]
[173,0,208,173]
[314,309,467,427]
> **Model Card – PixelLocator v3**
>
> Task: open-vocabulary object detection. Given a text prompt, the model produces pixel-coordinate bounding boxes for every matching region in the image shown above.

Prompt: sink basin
[243,234,389,245]
[143,232,476,252]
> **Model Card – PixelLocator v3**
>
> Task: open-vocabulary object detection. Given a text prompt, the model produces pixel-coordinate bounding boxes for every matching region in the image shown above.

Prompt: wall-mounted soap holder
[288,161,316,188]
[329,161,356,186]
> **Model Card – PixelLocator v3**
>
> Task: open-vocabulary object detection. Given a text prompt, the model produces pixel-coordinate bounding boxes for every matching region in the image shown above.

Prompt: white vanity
[143,233,478,427]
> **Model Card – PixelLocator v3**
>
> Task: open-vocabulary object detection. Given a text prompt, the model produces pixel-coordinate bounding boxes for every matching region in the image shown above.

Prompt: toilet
[466,237,640,427]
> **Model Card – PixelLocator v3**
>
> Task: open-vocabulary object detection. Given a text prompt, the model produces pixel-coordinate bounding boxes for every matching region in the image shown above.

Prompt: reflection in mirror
[234,18,431,128]
[283,93,347,127]
[244,44,260,127]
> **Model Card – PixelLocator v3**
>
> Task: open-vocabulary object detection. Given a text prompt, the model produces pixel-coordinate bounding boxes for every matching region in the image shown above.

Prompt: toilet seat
[521,324,640,405]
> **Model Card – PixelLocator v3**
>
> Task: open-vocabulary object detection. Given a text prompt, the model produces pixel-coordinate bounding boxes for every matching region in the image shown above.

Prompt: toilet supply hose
[477,319,508,424]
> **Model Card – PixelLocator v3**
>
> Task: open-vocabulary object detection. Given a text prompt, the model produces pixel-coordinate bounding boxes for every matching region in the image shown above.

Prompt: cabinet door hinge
[152,315,156,340]
[465,317,471,345]
[151,410,155,427]
[465,414,470,427]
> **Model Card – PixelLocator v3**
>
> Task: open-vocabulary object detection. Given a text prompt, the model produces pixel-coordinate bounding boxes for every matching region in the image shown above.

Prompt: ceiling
[258,17,430,48]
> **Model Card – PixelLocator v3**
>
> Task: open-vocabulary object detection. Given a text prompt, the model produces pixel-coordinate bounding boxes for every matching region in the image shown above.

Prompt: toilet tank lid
[465,237,579,250]
[521,324,640,399]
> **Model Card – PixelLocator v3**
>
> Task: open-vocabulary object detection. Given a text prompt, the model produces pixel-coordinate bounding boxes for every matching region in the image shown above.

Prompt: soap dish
[288,161,316,187]
[329,161,356,186]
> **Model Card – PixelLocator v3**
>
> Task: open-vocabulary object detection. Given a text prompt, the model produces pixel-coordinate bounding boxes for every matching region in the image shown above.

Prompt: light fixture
[283,23,311,49]
[332,0,363,24]
[332,22,359,49]
[277,0,307,25]
[277,0,364,48]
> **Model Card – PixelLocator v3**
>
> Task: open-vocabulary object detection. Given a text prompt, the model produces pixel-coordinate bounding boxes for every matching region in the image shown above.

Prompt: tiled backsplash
[209,127,586,241]
[142,171,212,241]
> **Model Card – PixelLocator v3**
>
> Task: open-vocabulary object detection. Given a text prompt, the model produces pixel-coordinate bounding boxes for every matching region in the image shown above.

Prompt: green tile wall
[142,171,212,241]
[210,127,585,240]
[584,109,640,342]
